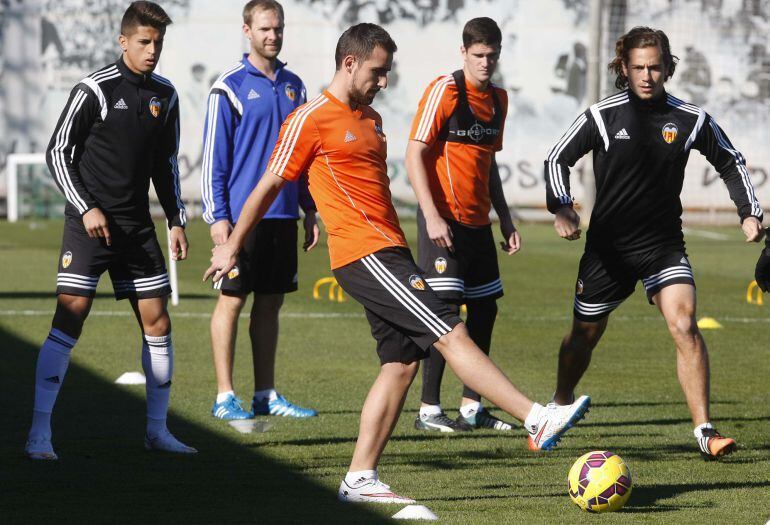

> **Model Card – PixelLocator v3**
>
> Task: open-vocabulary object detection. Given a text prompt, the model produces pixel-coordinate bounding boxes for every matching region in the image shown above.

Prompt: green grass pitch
[1,218,768,523]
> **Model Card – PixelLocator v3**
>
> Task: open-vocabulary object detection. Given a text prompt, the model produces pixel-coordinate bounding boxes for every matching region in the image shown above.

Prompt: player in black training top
[25,2,195,460]
[543,27,764,460]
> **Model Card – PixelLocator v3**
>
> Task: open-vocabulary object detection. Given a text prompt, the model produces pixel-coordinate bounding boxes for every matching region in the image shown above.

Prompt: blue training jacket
[201,55,313,224]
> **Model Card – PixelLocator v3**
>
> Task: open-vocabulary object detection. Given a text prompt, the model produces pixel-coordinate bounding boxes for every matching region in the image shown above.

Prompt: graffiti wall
[1,0,769,219]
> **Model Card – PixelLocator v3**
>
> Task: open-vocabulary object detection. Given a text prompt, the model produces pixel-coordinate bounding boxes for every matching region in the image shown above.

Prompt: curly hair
[608,26,678,89]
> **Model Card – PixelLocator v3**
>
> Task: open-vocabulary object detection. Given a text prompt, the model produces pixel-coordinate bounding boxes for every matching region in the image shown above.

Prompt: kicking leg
[26,294,92,460]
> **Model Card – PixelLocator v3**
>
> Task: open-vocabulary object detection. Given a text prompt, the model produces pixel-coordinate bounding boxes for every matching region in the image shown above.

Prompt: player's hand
[499,225,521,255]
[169,226,188,261]
[303,212,320,252]
[554,206,581,241]
[210,220,233,246]
[82,208,112,246]
[426,212,454,252]
[203,241,237,283]
[755,247,770,292]
[741,216,764,243]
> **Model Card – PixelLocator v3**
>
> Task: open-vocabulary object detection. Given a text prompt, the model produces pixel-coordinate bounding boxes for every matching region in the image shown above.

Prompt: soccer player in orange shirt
[407,17,519,433]
[205,23,591,504]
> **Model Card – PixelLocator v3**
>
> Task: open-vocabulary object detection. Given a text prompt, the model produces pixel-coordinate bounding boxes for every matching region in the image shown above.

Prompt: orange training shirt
[409,74,508,226]
[268,90,408,269]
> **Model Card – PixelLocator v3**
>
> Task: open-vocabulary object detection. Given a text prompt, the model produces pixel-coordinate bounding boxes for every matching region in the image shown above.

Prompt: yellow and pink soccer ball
[568,451,632,513]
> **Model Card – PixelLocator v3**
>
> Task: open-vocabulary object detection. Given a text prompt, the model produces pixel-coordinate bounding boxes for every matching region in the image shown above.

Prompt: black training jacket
[46,56,186,230]
[544,88,762,254]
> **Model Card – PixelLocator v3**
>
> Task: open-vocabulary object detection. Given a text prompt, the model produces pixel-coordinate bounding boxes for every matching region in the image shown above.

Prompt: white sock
[30,329,76,439]
[254,388,278,402]
[524,403,545,431]
[142,333,173,437]
[694,422,714,439]
[419,404,442,418]
[345,469,377,486]
[460,401,482,418]
[216,390,235,404]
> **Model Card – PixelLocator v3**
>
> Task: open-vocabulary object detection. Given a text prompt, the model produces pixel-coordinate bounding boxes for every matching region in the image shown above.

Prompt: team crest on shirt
[62,251,73,269]
[434,257,447,274]
[662,123,678,144]
[409,274,426,290]
[227,266,240,280]
[575,278,584,295]
[284,84,297,102]
[148,97,162,118]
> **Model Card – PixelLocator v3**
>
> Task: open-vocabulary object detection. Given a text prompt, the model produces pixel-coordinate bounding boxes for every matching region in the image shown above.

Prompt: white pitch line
[0,309,364,319]
[683,227,731,241]
[0,309,768,324]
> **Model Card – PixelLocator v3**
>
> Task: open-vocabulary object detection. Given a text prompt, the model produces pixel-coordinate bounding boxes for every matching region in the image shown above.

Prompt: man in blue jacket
[202,0,319,420]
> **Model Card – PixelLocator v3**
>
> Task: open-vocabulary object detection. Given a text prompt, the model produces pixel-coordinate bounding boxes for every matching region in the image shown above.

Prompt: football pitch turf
[1,218,768,524]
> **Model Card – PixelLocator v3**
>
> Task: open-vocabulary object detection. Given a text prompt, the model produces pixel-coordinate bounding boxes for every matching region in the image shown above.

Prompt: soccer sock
[254,388,278,402]
[460,401,482,418]
[216,390,235,404]
[693,422,714,439]
[419,404,443,418]
[142,333,173,437]
[30,329,76,439]
[524,403,545,431]
[345,469,377,486]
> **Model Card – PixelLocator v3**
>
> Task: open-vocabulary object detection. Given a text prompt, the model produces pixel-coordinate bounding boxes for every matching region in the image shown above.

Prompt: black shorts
[417,209,503,304]
[333,247,463,365]
[573,247,695,322]
[56,219,170,300]
[214,219,298,295]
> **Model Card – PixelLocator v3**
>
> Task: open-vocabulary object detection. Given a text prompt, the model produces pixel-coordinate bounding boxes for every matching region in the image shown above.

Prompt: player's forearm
[228,171,285,250]
[405,140,441,218]
[489,158,515,230]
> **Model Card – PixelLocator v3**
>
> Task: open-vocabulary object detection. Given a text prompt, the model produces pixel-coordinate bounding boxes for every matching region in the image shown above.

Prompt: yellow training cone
[697,317,723,330]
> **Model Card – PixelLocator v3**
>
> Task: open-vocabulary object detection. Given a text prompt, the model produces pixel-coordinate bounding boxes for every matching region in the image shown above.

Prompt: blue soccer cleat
[253,393,317,418]
[211,394,254,420]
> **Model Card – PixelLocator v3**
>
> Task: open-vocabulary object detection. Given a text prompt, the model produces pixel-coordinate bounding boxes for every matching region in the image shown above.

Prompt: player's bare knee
[667,314,698,343]
[568,319,604,350]
[52,295,92,337]
[381,360,419,386]
[142,310,171,337]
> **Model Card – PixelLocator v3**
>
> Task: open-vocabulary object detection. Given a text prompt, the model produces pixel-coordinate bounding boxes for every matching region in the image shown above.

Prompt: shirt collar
[241,54,286,79]
[627,87,668,111]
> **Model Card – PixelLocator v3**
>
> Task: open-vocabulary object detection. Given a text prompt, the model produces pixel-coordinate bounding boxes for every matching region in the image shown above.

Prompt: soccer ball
[567,451,632,513]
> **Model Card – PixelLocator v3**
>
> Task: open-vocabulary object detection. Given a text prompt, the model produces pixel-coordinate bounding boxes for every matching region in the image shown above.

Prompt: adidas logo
[614,128,630,139]
[113,98,128,110]
[247,89,260,100]
[344,130,357,143]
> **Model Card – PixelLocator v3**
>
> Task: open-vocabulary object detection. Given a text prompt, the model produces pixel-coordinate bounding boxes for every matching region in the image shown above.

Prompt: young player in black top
[544,27,763,460]
[25,1,195,459]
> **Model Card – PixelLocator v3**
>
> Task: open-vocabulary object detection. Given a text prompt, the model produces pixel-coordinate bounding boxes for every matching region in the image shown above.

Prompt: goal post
[5,153,180,305]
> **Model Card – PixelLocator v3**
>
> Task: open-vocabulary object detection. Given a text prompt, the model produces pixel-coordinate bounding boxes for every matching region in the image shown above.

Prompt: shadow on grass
[581,415,769,428]
[0,327,392,524]
[624,481,770,513]
[0,292,213,300]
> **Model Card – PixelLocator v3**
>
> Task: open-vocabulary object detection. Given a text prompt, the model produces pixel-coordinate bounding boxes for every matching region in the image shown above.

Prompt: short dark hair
[334,23,397,70]
[121,1,172,35]
[462,17,501,48]
[243,0,284,25]
[609,26,678,89]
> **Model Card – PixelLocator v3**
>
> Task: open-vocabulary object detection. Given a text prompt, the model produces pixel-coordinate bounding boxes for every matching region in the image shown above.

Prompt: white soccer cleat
[144,428,197,454]
[25,436,58,460]
[338,478,416,504]
[527,395,591,451]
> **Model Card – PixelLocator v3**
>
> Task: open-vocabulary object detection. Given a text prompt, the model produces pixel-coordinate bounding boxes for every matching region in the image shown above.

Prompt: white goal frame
[5,153,180,305]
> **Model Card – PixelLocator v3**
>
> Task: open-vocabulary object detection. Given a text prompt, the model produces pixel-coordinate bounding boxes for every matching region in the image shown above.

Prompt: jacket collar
[116,55,148,85]
[627,87,668,112]
[241,54,285,79]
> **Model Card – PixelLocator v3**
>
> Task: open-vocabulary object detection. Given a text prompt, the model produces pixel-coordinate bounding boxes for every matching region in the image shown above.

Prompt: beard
[254,41,282,60]
[350,72,379,106]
